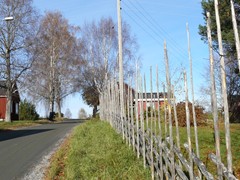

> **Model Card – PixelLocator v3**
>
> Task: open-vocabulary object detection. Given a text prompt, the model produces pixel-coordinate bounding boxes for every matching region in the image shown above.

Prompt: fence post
[186,25,201,176]
[150,67,154,179]
[127,76,131,146]
[139,75,146,168]
[172,85,181,168]
[135,64,140,158]
[144,74,149,130]
[206,12,223,179]
[164,41,175,178]
[156,65,164,179]
[214,0,232,173]
[163,84,168,138]
[130,78,135,151]
[184,71,194,180]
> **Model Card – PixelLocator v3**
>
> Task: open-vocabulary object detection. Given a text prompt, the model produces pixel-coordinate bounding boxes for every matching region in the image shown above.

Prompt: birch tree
[77,17,138,117]
[0,0,38,122]
[24,11,80,119]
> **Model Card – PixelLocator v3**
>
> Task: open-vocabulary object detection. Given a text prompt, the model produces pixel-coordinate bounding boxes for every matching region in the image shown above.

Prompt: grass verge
[0,119,65,131]
[0,120,42,130]
[46,119,151,180]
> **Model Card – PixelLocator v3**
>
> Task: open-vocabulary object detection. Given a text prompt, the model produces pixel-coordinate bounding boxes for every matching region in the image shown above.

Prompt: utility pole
[214,0,232,173]
[117,0,125,139]
[207,12,222,179]
[230,0,240,73]
[4,17,14,122]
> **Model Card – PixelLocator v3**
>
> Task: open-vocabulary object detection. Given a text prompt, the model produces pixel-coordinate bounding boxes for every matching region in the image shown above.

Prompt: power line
[123,1,189,63]
[124,0,208,78]
[130,0,190,56]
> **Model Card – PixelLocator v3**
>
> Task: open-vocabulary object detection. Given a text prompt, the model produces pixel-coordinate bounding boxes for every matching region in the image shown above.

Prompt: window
[16,103,19,114]
[10,102,12,113]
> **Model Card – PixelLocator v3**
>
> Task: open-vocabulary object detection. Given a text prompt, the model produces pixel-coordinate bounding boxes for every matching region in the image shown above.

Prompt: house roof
[0,80,20,102]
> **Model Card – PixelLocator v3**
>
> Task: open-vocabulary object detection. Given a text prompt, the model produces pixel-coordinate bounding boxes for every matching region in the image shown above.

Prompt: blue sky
[33,0,209,118]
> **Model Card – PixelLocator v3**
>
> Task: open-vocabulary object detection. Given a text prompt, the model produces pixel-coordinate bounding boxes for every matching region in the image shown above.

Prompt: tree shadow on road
[0,129,54,142]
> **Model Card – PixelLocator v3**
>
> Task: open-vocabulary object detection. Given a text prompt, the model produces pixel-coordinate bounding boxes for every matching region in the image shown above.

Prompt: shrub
[174,102,206,127]
[19,99,39,120]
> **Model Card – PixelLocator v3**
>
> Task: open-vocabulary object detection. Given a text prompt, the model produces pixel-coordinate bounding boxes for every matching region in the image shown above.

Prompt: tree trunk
[49,98,54,120]
[93,105,97,118]
[5,93,12,122]
[5,50,12,122]
[56,98,61,118]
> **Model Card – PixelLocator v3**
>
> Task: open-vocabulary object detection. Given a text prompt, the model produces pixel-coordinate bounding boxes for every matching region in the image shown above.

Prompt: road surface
[0,120,83,180]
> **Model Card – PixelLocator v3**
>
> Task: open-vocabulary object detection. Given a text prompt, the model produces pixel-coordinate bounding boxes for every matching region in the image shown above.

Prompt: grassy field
[46,119,151,180]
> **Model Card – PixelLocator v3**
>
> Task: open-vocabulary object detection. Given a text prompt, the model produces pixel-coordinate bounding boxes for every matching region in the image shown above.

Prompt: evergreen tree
[19,99,39,120]
[199,0,240,121]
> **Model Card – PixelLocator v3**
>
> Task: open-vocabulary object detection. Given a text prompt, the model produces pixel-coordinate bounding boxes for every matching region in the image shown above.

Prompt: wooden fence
[99,2,239,179]
[99,74,238,179]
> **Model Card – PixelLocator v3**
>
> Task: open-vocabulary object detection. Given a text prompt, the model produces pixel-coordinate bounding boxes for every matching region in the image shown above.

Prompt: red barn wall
[137,101,164,113]
[0,97,7,119]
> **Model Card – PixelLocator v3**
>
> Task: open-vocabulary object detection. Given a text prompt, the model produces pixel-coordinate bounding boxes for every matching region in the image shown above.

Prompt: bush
[19,99,39,120]
[174,102,206,127]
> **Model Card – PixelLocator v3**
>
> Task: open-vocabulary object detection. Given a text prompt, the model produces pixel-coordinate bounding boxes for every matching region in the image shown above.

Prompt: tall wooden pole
[163,84,167,137]
[231,0,240,72]
[171,86,180,147]
[144,74,149,130]
[140,75,146,168]
[207,12,222,179]
[127,76,131,146]
[184,71,194,180]
[164,41,175,178]
[186,23,201,179]
[135,64,140,158]
[214,0,232,173]
[156,65,163,179]
[150,67,154,180]
[130,78,135,151]
[117,0,125,140]
[156,65,162,136]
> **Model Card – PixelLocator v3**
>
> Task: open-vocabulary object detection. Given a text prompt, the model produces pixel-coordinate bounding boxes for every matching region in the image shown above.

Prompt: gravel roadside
[20,131,72,180]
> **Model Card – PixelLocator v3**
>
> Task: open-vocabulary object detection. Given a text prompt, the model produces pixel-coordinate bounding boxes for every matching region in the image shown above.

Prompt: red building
[135,92,167,112]
[0,81,20,121]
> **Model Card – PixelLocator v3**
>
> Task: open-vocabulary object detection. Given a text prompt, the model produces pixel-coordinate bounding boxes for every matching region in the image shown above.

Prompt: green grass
[145,120,240,178]
[0,120,40,130]
[47,119,151,180]
[46,119,240,179]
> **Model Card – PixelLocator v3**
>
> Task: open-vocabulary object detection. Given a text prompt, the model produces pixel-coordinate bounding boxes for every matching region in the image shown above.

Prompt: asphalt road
[0,119,83,180]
